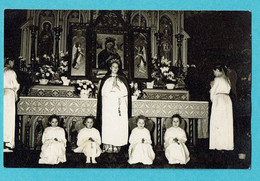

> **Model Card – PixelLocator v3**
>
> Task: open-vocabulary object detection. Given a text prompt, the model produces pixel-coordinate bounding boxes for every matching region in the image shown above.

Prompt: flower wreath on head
[109,58,121,66]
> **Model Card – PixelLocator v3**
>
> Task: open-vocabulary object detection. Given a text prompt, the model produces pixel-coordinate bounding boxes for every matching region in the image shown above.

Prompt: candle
[33,10,35,25]
[157,11,159,31]
[79,10,80,23]
[138,11,141,26]
[57,10,60,27]
[177,11,181,33]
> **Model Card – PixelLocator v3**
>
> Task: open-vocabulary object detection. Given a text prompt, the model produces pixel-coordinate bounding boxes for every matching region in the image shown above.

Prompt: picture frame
[90,28,130,82]
[68,23,91,79]
[130,27,152,81]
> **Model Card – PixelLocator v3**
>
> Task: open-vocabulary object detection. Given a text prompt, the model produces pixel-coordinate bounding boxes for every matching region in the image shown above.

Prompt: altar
[17,89,209,149]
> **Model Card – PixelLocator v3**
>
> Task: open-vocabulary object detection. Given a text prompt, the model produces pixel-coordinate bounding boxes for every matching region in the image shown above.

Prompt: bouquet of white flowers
[75,79,96,98]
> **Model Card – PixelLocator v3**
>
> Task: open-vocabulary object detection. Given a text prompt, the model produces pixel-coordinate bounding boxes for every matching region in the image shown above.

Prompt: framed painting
[130,28,152,81]
[68,23,91,79]
[90,28,130,81]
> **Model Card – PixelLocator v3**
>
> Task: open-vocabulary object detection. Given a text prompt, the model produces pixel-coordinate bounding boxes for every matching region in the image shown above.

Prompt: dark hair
[171,114,182,124]
[4,57,14,66]
[213,64,227,75]
[48,114,60,126]
[136,115,148,124]
[83,116,95,126]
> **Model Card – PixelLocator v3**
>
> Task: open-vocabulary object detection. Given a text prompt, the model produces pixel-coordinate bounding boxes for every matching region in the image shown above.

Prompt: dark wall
[184,11,251,113]
[4,10,27,59]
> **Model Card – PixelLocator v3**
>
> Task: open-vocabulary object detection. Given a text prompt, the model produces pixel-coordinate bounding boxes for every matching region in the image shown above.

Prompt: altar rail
[17,97,209,148]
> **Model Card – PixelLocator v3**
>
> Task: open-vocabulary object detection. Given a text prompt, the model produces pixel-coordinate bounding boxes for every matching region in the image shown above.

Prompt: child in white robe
[128,115,155,165]
[164,114,190,165]
[74,116,102,164]
[39,115,67,164]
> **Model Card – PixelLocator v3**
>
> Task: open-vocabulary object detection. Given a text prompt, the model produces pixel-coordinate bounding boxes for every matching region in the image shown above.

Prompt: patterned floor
[4,140,250,169]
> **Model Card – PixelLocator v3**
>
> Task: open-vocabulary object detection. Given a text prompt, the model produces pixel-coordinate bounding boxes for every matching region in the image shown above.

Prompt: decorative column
[175,33,184,76]
[53,25,63,69]
[29,25,39,71]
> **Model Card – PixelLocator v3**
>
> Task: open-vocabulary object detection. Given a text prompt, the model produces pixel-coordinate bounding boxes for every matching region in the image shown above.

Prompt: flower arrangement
[41,54,55,66]
[75,79,96,98]
[58,51,69,77]
[130,81,146,99]
[151,56,177,84]
[35,64,55,80]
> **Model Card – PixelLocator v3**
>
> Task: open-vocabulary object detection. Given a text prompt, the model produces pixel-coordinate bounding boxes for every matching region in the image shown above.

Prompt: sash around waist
[216,93,229,95]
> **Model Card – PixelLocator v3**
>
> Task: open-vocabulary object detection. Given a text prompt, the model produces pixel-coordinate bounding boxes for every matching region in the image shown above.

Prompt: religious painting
[91,29,129,81]
[131,28,152,81]
[38,21,54,58]
[68,24,90,79]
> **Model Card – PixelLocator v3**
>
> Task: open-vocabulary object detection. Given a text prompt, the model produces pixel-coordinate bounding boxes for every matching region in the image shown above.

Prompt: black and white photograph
[3,10,251,169]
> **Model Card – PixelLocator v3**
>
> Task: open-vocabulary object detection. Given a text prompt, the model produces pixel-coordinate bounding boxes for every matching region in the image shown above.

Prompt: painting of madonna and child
[3,10,251,169]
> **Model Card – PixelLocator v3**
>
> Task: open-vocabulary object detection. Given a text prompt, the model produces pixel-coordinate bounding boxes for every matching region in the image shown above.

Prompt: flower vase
[39,79,49,85]
[61,76,70,86]
[166,83,176,89]
[80,90,89,99]
[131,95,138,101]
[146,81,154,89]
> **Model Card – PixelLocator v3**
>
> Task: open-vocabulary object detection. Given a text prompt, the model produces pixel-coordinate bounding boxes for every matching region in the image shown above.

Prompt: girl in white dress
[74,116,102,164]
[97,59,130,153]
[164,114,190,165]
[39,115,67,165]
[128,115,155,165]
[4,58,20,151]
[209,65,234,150]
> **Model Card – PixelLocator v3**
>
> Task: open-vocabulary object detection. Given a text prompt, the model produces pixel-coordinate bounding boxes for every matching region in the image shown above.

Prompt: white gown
[39,127,67,164]
[209,76,234,150]
[164,127,190,165]
[128,127,155,165]
[74,127,102,158]
[101,76,128,146]
[4,68,20,149]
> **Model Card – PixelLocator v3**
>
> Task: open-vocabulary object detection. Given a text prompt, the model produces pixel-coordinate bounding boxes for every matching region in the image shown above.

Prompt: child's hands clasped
[89,137,94,142]
[141,138,145,143]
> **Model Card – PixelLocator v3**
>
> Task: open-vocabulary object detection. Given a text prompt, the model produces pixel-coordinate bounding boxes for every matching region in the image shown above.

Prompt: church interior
[3,10,251,168]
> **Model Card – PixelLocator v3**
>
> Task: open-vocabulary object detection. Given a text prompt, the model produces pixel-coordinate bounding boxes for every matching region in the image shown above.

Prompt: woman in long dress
[128,115,155,165]
[96,58,131,153]
[39,115,67,164]
[209,65,234,150]
[4,58,20,151]
[164,114,190,165]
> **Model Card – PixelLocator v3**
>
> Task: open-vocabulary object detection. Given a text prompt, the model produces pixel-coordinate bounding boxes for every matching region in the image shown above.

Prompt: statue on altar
[38,22,54,58]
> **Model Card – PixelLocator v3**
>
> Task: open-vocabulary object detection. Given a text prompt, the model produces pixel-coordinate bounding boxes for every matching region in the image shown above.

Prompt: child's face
[172,117,180,128]
[85,119,93,129]
[137,119,145,129]
[50,118,59,127]
[110,63,119,74]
